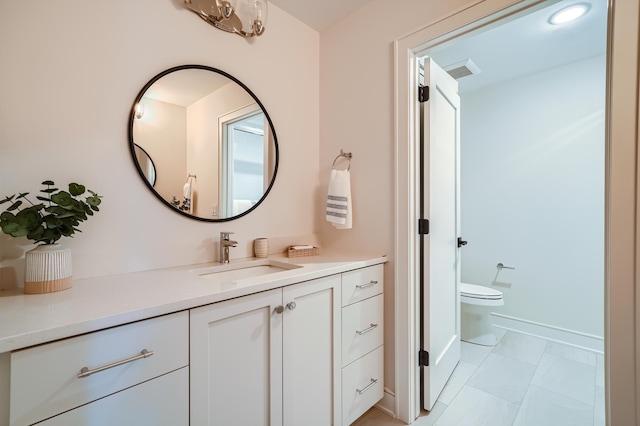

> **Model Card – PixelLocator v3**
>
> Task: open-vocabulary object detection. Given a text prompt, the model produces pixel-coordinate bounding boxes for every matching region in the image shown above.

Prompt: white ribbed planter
[24,244,72,294]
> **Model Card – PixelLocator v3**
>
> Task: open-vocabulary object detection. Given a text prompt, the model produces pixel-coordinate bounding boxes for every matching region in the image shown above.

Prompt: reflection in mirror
[133,144,156,187]
[129,65,278,221]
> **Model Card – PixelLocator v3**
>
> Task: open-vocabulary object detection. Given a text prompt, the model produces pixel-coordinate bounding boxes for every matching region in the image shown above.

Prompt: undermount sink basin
[192,259,302,282]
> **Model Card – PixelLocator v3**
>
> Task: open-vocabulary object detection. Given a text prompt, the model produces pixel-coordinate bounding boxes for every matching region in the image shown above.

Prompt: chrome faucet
[219,232,238,264]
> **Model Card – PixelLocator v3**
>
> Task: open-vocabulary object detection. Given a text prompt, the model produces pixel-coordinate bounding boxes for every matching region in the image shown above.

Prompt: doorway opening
[396,1,607,422]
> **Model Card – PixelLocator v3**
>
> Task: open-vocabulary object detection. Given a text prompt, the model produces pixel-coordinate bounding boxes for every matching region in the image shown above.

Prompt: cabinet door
[190,288,283,426]
[39,367,189,426]
[283,275,341,426]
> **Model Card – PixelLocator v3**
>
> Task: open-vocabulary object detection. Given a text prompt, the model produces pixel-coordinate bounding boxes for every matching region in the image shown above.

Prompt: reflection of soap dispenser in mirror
[254,238,269,258]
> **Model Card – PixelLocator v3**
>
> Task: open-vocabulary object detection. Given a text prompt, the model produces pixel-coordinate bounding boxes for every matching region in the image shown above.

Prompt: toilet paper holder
[496,263,515,270]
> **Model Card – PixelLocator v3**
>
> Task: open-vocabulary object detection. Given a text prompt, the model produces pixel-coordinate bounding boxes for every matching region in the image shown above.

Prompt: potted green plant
[0,181,102,294]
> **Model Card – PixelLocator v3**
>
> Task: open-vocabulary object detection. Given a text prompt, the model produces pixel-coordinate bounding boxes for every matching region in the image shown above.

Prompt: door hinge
[418,85,429,103]
[419,349,429,367]
[418,218,429,235]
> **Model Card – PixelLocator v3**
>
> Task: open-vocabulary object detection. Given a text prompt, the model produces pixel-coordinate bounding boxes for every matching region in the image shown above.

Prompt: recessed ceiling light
[549,3,591,25]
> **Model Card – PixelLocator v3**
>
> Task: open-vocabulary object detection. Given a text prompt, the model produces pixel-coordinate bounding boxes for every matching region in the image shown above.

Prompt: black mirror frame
[128,64,279,222]
[133,143,157,187]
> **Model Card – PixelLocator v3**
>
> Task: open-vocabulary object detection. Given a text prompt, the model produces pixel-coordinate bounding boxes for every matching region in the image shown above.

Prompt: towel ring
[332,150,352,171]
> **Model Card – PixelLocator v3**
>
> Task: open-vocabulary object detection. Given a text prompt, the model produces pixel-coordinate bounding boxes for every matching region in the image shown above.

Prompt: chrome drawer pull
[356,323,379,335]
[356,280,378,289]
[78,349,154,379]
[356,378,379,394]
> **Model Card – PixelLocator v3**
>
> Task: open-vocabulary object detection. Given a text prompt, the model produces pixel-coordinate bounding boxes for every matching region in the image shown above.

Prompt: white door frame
[393,0,640,424]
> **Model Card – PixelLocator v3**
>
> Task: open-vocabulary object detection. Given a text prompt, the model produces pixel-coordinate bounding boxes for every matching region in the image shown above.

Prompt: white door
[421,57,461,411]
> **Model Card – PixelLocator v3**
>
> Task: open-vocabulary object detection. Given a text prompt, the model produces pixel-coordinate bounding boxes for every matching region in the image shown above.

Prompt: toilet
[460,282,504,346]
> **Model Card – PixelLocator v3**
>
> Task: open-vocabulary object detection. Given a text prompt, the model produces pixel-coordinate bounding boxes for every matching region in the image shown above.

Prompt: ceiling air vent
[444,58,481,80]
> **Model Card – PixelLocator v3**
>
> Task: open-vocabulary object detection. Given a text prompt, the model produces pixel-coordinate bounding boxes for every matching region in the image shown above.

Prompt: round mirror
[128,65,279,221]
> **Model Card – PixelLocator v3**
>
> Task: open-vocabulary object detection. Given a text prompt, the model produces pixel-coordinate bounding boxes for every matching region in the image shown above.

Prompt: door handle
[457,237,468,248]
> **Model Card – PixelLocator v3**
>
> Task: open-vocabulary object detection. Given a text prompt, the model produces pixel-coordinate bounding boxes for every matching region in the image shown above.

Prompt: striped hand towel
[326,169,352,229]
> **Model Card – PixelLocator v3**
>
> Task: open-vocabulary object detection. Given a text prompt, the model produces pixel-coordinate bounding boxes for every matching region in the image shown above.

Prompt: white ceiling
[143,69,230,106]
[269,0,371,31]
[429,0,608,93]
[270,0,607,94]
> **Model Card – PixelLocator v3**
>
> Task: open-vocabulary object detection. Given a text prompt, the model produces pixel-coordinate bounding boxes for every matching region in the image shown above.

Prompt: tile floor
[353,329,605,426]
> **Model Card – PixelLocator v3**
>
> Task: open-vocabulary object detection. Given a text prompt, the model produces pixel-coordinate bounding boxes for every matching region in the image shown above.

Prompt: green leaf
[0,195,16,205]
[1,222,21,234]
[9,227,30,238]
[68,183,85,196]
[41,228,60,242]
[0,222,29,238]
[43,215,61,226]
[36,196,51,202]
[70,200,85,212]
[53,212,75,219]
[0,211,15,221]
[16,208,42,228]
[86,196,102,207]
[27,227,44,240]
[40,188,57,194]
[7,201,22,211]
[51,191,72,207]
[41,180,55,186]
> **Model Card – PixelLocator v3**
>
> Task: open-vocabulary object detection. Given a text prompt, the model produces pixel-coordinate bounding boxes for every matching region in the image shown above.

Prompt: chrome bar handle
[497,263,515,270]
[356,378,379,394]
[356,323,379,335]
[78,349,154,379]
[356,280,378,289]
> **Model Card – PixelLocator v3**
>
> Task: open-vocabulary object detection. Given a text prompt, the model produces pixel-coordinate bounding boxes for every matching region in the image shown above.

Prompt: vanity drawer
[342,264,384,307]
[342,346,384,426]
[38,367,189,426]
[342,294,383,367]
[10,311,188,426]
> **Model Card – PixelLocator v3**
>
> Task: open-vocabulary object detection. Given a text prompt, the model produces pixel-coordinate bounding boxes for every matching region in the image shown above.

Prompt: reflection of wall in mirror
[188,82,254,217]
[133,99,187,204]
[134,82,254,218]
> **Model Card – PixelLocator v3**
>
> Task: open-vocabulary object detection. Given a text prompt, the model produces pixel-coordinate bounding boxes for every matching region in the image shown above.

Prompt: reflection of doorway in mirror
[133,144,157,187]
[220,106,268,217]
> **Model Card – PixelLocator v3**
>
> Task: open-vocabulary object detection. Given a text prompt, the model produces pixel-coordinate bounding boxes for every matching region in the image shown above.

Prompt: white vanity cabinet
[341,264,385,425]
[190,274,341,426]
[0,256,387,426]
[9,311,189,426]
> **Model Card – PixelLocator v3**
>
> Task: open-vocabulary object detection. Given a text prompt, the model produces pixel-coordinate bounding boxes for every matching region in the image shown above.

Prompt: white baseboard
[491,313,604,353]
[374,387,396,418]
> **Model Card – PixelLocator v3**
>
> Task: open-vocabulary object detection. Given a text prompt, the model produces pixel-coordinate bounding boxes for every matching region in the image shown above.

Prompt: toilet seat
[460,283,503,306]
[461,283,502,300]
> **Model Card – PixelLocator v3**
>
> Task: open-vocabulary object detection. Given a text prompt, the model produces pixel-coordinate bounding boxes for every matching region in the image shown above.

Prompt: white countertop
[0,252,387,353]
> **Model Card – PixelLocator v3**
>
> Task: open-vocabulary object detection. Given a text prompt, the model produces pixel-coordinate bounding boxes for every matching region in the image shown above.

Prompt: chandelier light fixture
[184,0,268,38]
